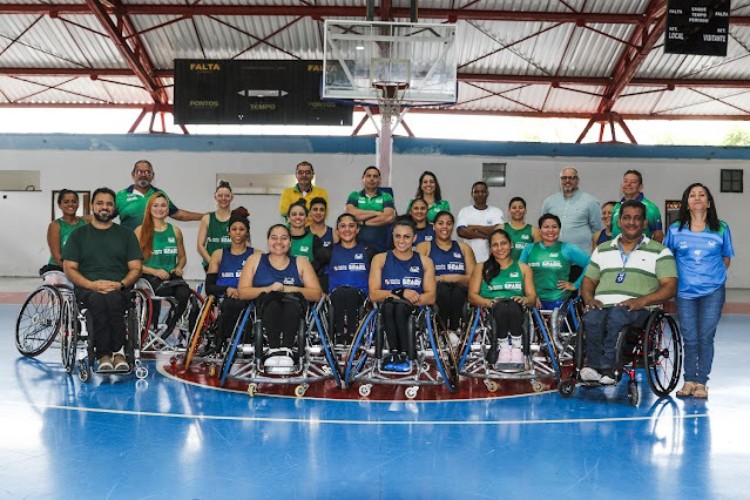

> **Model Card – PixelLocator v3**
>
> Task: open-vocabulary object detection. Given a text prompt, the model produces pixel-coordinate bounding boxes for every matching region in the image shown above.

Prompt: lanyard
[618,236,644,270]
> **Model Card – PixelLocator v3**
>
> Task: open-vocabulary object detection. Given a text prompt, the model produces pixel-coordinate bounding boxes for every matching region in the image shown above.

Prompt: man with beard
[63,188,143,372]
[116,160,204,231]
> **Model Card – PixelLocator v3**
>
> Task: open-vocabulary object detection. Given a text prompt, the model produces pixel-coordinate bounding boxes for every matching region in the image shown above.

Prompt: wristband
[392,288,406,299]
[120,281,127,290]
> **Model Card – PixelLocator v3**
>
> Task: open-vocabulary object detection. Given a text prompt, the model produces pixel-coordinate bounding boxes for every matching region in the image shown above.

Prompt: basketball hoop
[373,81,409,100]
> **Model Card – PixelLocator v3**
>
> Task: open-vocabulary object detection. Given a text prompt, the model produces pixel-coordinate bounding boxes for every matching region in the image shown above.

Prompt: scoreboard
[665,0,730,56]
[174,60,353,126]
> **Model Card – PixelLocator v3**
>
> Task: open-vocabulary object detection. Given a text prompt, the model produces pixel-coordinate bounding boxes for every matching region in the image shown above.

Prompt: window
[720,169,743,193]
[482,162,506,187]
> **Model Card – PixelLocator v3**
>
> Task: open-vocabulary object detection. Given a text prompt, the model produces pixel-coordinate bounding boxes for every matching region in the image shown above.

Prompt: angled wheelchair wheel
[643,312,682,397]
[59,297,78,373]
[219,306,253,386]
[426,311,458,392]
[344,309,377,386]
[310,306,342,387]
[16,285,62,357]
[129,289,151,349]
[184,295,216,368]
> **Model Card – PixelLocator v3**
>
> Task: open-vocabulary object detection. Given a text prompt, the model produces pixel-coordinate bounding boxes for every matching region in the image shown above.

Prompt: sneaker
[496,346,512,366]
[382,353,401,372]
[448,331,460,348]
[97,355,113,372]
[113,354,129,372]
[510,347,524,366]
[264,349,294,374]
[599,373,616,385]
[392,354,412,373]
[579,367,602,383]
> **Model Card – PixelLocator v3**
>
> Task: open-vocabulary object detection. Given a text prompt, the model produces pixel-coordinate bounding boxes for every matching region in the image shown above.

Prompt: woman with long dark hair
[197,181,240,271]
[407,171,450,223]
[468,229,536,369]
[288,200,315,260]
[46,189,86,271]
[408,198,435,246]
[665,183,734,399]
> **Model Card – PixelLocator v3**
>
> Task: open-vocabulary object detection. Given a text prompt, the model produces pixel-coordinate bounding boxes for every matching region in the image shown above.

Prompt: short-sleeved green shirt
[611,194,663,238]
[115,185,178,231]
[62,223,143,281]
[347,188,395,252]
[407,198,451,223]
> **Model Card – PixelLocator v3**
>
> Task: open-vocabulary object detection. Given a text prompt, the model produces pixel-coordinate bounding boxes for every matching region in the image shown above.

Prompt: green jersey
[203,212,231,267]
[407,198,451,223]
[116,185,178,231]
[49,217,86,265]
[611,194,663,238]
[291,230,314,260]
[479,260,524,300]
[145,224,179,273]
[504,223,534,261]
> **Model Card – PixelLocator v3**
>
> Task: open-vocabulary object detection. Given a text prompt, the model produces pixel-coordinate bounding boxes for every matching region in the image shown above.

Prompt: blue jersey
[414,225,435,247]
[381,251,424,293]
[664,221,734,299]
[327,242,370,293]
[430,240,465,276]
[252,253,303,288]
[317,226,334,248]
[216,247,255,289]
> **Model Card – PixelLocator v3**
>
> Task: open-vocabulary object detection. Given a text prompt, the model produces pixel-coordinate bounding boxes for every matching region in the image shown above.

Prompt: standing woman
[46,189,87,272]
[205,210,260,352]
[407,171,451,223]
[238,224,322,372]
[665,183,734,399]
[369,219,436,372]
[496,196,541,261]
[409,198,435,246]
[197,181,234,271]
[591,201,617,251]
[288,200,315,260]
[309,197,337,249]
[135,192,192,337]
[520,213,589,311]
[416,211,476,337]
[468,229,536,368]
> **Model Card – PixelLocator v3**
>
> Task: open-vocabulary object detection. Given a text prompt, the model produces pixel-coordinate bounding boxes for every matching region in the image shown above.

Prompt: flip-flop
[676,381,697,397]
[693,384,708,398]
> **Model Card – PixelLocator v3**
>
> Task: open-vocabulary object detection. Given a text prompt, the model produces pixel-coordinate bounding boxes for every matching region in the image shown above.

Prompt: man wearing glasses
[279,161,329,221]
[541,166,602,254]
[115,160,204,231]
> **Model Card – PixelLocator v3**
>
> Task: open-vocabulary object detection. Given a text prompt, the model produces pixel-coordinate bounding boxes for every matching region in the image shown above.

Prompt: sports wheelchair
[557,307,682,406]
[130,278,202,353]
[344,299,458,399]
[218,295,341,397]
[457,303,560,393]
[540,296,584,363]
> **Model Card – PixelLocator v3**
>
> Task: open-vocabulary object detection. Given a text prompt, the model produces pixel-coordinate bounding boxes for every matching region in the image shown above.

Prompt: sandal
[676,381,697,397]
[693,384,708,399]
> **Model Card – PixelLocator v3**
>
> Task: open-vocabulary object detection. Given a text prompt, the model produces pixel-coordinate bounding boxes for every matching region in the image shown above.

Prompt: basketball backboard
[322,20,458,105]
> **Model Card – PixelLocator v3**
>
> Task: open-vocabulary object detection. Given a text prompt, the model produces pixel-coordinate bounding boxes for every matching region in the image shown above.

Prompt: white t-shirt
[456,205,505,263]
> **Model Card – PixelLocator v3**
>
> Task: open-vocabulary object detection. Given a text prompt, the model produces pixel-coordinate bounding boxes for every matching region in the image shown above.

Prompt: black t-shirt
[62,223,143,281]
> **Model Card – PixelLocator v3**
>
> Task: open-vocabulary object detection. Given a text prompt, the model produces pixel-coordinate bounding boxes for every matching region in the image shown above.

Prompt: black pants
[74,288,128,357]
[257,292,305,349]
[218,297,249,349]
[491,300,524,340]
[381,300,416,358]
[144,275,191,333]
[329,287,364,343]
[436,282,467,330]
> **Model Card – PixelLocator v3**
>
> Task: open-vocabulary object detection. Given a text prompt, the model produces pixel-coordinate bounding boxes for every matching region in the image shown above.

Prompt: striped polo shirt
[585,235,676,306]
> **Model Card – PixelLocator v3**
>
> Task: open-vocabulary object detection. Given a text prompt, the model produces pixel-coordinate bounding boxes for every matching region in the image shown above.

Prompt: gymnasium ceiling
[1,0,749,137]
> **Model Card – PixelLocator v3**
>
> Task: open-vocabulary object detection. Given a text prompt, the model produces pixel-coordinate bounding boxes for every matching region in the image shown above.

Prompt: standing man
[579,200,677,384]
[63,187,143,372]
[116,160,204,231]
[456,181,505,263]
[279,161,329,221]
[345,166,396,252]
[610,169,664,242]
[541,167,602,254]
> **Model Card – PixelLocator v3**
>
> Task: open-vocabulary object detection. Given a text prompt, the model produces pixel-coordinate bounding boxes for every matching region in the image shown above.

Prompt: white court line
[2,398,712,426]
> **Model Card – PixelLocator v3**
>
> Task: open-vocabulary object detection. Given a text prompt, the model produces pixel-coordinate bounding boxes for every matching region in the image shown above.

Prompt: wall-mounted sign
[665,0,730,56]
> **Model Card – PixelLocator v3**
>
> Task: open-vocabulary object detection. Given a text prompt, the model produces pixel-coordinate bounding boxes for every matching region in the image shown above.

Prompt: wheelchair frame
[557,307,683,406]
[218,297,342,397]
[344,303,458,399]
[15,271,72,357]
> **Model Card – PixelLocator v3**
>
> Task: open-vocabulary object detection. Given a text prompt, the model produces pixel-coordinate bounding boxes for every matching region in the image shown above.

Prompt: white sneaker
[448,331,460,347]
[599,373,616,385]
[496,346,512,365]
[264,349,295,374]
[510,347,524,366]
[580,367,602,382]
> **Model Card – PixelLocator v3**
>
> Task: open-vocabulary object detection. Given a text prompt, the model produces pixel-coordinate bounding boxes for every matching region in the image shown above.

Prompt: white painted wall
[1,139,746,287]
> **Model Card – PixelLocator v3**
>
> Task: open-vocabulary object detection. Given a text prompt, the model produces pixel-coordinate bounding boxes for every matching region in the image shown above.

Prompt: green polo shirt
[115,185,178,231]
[347,188,395,252]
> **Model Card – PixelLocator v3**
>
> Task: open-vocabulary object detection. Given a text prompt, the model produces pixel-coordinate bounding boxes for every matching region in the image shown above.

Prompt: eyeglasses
[134,169,153,176]
[296,170,314,176]
[560,176,578,181]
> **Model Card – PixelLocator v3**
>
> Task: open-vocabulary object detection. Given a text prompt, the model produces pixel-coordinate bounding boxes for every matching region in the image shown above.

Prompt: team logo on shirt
[409,266,420,273]
[299,245,310,253]
[509,272,520,278]
[354,253,363,260]
[283,277,296,285]
[168,237,176,244]
[453,252,462,258]
[707,240,717,248]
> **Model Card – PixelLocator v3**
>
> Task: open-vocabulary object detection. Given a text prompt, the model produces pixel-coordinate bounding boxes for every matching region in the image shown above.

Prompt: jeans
[676,286,725,385]
[583,306,649,371]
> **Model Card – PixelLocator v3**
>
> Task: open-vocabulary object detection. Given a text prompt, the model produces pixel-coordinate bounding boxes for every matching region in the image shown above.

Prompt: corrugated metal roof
[0,0,749,129]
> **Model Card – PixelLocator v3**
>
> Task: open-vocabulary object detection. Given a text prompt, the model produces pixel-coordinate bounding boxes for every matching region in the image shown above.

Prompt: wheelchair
[557,307,683,406]
[15,271,71,358]
[218,295,341,397]
[344,300,458,399]
[183,294,221,369]
[457,303,560,393]
[539,296,584,363]
[130,278,202,354]
[319,286,371,355]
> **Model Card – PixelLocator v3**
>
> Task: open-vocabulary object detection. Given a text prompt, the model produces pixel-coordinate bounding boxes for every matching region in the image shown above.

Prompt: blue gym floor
[1,302,748,499]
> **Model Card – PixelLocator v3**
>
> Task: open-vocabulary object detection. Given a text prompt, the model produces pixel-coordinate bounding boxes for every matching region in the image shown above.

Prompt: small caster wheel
[531,380,543,392]
[208,364,217,378]
[484,379,499,393]
[558,379,575,398]
[421,363,430,373]
[79,367,90,383]
[247,384,257,398]
[405,386,419,399]
[136,366,148,379]
[294,384,308,398]
[628,382,639,406]
[135,379,148,391]
[358,384,372,397]
[170,356,178,366]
